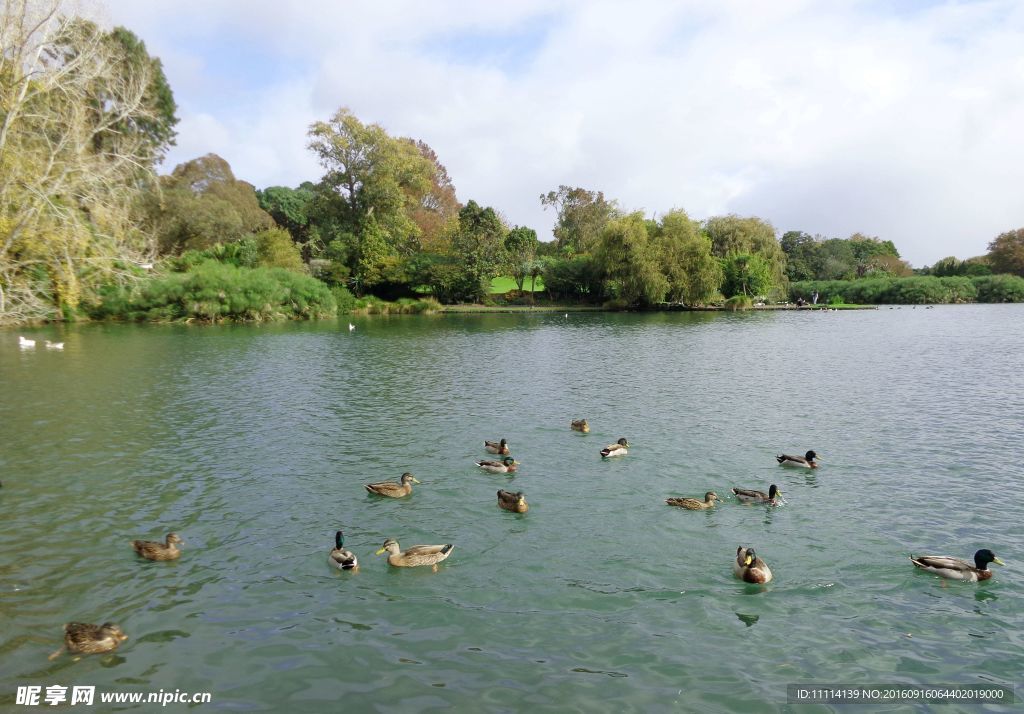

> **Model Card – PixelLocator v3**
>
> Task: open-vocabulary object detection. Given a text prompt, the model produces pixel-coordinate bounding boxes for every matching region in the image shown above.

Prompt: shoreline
[439,304,878,314]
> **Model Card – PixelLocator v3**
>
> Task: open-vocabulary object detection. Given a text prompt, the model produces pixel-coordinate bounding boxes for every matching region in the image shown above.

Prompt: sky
[98,0,1024,267]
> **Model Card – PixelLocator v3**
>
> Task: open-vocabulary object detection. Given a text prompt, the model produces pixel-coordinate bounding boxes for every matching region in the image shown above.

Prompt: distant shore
[439,303,878,314]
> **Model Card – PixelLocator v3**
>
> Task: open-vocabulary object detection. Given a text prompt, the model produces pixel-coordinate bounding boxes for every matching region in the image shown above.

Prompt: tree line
[3,3,1023,324]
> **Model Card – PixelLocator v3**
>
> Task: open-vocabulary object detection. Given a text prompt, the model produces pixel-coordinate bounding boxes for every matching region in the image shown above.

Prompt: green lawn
[489,276,546,294]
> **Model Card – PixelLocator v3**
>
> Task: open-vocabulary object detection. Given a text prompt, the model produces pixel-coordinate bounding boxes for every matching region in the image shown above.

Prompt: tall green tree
[504,226,539,291]
[780,231,818,282]
[148,154,274,253]
[653,210,722,305]
[986,228,1024,276]
[540,186,619,253]
[594,213,667,306]
[306,108,434,289]
[721,254,774,298]
[446,200,506,301]
[704,214,786,292]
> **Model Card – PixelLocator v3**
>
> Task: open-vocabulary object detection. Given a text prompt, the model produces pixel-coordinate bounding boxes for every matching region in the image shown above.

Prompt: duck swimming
[484,438,510,455]
[476,457,518,473]
[910,549,1004,582]
[365,472,420,498]
[131,533,183,561]
[666,491,720,510]
[570,419,590,433]
[734,546,773,584]
[49,622,128,659]
[776,450,818,468]
[497,489,529,513]
[731,484,782,505]
[376,539,454,570]
[600,438,629,458]
[328,530,358,571]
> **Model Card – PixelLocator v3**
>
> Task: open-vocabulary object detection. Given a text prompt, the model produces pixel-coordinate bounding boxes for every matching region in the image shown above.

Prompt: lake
[1,306,1021,712]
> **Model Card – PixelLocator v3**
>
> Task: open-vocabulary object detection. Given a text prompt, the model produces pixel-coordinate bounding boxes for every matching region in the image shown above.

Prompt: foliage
[593,213,668,306]
[0,1,177,323]
[653,210,722,305]
[504,226,539,291]
[541,255,603,302]
[306,107,435,290]
[540,186,619,253]
[704,215,786,293]
[445,200,507,302]
[986,228,1024,276]
[91,261,336,321]
[147,154,274,253]
[254,228,306,272]
[789,274,1024,304]
[723,295,753,310]
[256,184,316,254]
[721,253,775,299]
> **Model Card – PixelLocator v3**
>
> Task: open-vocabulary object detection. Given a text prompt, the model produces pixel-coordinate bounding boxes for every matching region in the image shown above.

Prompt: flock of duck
[25,399,1005,659]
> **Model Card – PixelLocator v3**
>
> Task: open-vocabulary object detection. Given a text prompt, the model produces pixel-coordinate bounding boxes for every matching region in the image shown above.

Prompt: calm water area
[1,305,1022,712]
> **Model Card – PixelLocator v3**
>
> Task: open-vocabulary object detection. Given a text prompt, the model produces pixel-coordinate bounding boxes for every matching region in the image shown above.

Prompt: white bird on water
[348,323,355,332]
[18,336,35,348]
[45,341,64,350]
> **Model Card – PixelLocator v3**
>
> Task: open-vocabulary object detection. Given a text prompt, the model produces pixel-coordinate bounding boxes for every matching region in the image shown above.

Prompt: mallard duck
[476,457,518,473]
[734,546,773,583]
[570,419,590,433]
[666,491,719,510]
[45,340,64,350]
[497,489,528,513]
[131,533,183,561]
[375,539,454,571]
[731,484,782,505]
[910,549,1004,582]
[49,622,128,659]
[328,530,358,571]
[600,438,629,458]
[364,472,420,497]
[484,438,510,455]
[776,450,818,468]
[18,336,35,348]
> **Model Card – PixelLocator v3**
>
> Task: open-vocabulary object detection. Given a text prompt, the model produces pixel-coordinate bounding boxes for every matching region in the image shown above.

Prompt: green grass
[489,276,546,294]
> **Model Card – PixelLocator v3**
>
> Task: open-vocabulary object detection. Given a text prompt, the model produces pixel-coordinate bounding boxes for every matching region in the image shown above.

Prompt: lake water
[1,306,1022,712]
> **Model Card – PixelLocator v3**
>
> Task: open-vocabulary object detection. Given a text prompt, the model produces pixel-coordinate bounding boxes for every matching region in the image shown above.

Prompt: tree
[722,254,775,298]
[447,200,506,302]
[986,228,1024,276]
[814,238,857,280]
[504,226,539,291]
[147,154,273,253]
[307,108,435,290]
[780,231,818,282]
[254,227,305,273]
[654,210,722,305]
[257,184,315,247]
[540,186,618,253]
[407,139,460,253]
[704,215,786,291]
[594,213,667,306]
[0,1,177,322]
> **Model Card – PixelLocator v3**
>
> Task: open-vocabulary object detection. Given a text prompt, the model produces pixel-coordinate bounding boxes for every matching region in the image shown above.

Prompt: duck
[131,533,183,561]
[484,438,510,455]
[45,340,64,350]
[497,489,529,513]
[776,450,818,468]
[376,539,454,571]
[909,549,1004,582]
[600,438,629,458]
[734,546,773,583]
[49,622,128,660]
[666,491,720,510]
[570,419,590,433]
[18,336,35,348]
[476,457,518,473]
[328,530,358,571]
[364,472,420,498]
[731,484,782,505]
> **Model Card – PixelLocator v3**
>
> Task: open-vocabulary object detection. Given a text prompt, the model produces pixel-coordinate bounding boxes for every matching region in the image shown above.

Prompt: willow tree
[0,1,176,322]
[654,210,722,305]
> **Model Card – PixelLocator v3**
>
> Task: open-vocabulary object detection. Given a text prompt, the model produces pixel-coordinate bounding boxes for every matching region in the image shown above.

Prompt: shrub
[972,274,1024,302]
[723,294,753,310]
[96,260,335,321]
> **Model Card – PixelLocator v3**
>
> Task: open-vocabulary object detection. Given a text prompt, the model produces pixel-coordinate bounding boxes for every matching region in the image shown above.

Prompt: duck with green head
[731,484,782,505]
[910,549,1004,582]
[328,530,359,571]
[476,457,518,473]
[600,438,629,458]
[734,546,773,584]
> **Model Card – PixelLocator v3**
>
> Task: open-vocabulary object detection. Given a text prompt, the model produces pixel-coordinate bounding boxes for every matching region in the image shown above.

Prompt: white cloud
[104,0,1024,265]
